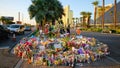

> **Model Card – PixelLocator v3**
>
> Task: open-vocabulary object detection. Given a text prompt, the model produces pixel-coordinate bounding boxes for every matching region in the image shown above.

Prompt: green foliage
[80,11,92,28]
[116,29,120,34]
[0,16,13,24]
[86,28,102,32]
[80,27,102,32]
[28,0,64,25]
[80,28,87,31]
[29,30,39,37]
[80,26,120,34]
[92,0,99,6]
[97,28,102,32]
[102,28,110,33]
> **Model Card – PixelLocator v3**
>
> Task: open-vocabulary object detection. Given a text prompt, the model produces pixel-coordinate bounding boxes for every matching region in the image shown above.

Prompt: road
[0,31,32,49]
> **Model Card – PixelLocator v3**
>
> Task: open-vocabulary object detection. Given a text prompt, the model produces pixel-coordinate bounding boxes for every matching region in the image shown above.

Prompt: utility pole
[18,12,20,21]
[22,13,24,23]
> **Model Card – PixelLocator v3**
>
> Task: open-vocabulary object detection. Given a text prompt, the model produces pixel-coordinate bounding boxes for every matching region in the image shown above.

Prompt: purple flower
[78,48,84,54]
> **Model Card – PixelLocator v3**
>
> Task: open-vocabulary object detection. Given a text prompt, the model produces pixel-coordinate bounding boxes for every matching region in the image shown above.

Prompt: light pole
[18,12,20,21]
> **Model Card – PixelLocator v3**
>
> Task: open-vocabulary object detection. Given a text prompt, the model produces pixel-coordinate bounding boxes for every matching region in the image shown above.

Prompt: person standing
[76,27,81,35]
[66,24,70,34]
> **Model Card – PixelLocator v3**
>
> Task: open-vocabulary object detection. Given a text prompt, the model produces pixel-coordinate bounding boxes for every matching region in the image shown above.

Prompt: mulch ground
[0,49,20,68]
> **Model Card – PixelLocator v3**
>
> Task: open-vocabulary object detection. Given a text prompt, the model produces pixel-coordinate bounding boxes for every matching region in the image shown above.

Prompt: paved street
[0,31,32,49]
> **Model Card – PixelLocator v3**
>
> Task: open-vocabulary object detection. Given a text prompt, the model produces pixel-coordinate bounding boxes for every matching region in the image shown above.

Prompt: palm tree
[0,16,12,25]
[92,0,99,28]
[72,18,75,22]
[72,18,75,27]
[86,12,92,28]
[102,0,105,29]
[114,0,117,29]
[80,11,87,27]
[28,0,64,28]
[0,16,6,24]
[76,18,78,24]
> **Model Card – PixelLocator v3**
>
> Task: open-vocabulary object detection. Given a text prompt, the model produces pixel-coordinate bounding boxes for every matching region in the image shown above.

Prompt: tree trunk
[114,0,117,29]
[102,0,105,29]
[94,7,97,28]
[83,17,85,28]
[87,17,90,28]
[42,17,46,30]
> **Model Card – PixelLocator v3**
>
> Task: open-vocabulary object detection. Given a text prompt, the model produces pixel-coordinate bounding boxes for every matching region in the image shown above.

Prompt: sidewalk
[0,49,20,68]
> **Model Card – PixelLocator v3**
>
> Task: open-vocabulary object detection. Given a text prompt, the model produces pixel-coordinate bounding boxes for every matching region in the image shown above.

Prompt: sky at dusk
[0,0,120,24]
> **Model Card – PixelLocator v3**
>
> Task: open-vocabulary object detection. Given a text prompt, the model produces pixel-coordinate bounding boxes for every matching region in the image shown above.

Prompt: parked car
[0,25,10,39]
[8,24,25,34]
[25,26,31,31]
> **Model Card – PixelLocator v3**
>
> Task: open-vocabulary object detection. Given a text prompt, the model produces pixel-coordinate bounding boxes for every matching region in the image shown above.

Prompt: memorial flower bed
[13,29,110,67]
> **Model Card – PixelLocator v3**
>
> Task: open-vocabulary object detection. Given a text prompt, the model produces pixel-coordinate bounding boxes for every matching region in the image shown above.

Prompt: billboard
[1,16,14,21]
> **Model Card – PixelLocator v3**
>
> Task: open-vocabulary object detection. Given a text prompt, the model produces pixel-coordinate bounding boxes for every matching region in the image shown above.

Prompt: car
[0,25,10,39]
[8,24,25,34]
[25,26,31,31]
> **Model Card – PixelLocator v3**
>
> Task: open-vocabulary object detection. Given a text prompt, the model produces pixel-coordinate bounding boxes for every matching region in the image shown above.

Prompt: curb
[12,31,34,68]
[9,31,33,54]
[14,59,23,68]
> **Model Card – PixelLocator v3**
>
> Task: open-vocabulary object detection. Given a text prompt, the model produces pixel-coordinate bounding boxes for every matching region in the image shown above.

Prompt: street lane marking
[106,56,120,64]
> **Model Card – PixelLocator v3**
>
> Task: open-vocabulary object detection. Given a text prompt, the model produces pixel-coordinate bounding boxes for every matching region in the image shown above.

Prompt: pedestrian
[60,27,65,34]
[76,27,81,35]
[66,24,70,34]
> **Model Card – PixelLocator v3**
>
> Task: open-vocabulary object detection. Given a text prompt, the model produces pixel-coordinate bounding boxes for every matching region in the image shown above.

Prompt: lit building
[96,4,113,25]
[96,2,120,26]
[62,5,73,27]
[96,4,113,19]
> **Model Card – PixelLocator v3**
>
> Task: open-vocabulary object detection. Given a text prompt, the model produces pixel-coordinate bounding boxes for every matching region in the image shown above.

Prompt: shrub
[102,28,110,33]
[110,29,116,33]
[116,29,120,34]
[96,28,102,32]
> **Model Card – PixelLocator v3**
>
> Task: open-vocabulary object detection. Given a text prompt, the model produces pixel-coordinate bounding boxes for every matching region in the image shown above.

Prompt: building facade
[62,5,73,27]
[96,2,120,26]
[96,4,113,19]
